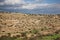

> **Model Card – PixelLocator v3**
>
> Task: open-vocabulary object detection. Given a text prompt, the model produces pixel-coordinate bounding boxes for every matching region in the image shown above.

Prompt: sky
[0,0,60,14]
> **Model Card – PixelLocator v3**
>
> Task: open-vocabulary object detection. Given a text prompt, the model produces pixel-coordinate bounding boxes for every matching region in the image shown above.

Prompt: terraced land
[0,12,60,40]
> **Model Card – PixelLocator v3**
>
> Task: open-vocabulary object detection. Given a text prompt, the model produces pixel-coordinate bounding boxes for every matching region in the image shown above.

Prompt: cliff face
[0,13,60,37]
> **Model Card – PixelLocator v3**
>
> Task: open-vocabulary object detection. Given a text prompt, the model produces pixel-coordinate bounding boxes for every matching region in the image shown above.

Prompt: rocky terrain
[0,12,60,40]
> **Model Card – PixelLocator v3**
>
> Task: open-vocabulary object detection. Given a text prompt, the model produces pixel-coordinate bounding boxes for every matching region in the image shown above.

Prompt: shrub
[30,29,39,34]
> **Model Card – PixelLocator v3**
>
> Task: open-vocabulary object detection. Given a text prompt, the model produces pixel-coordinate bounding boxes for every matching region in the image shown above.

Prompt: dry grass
[0,12,60,40]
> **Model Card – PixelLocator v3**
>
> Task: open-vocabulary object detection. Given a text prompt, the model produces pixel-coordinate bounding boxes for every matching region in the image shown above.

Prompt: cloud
[0,0,5,2]
[0,0,45,9]
[1,3,60,10]
[35,0,43,2]
[5,0,25,4]
[0,0,25,5]
[49,4,60,8]
[21,4,38,9]
[0,0,60,10]
[0,0,43,5]
[21,3,51,9]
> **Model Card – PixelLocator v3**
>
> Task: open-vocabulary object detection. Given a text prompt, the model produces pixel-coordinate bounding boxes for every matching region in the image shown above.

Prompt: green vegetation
[0,36,16,40]
[36,34,60,40]
[0,34,60,40]
[30,29,39,34]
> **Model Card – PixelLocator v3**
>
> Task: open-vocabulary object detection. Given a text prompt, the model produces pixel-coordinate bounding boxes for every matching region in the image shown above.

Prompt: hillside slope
[0,13,60,40]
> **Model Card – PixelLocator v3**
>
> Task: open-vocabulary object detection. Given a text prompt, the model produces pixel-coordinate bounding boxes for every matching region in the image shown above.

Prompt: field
[0,12,60,40]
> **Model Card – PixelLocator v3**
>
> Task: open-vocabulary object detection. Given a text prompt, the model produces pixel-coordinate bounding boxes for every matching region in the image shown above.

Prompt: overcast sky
[0,0,60,14]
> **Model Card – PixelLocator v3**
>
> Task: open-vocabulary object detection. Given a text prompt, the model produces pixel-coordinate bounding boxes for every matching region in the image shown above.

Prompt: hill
[0,12,60,40]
